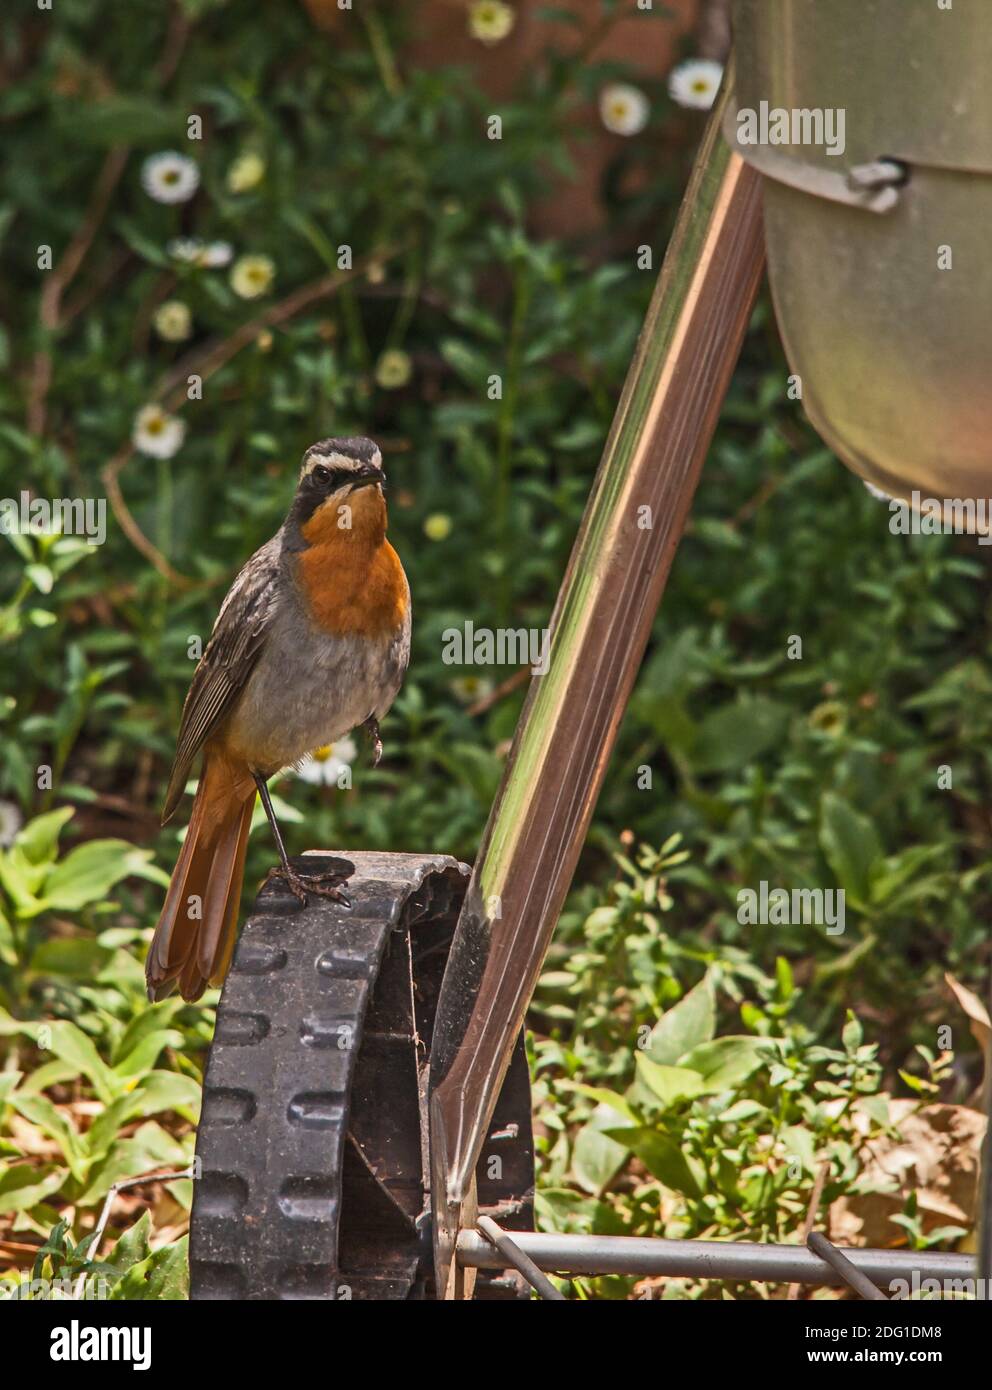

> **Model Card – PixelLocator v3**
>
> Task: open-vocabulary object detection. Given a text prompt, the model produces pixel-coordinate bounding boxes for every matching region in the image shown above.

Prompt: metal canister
[727,0,992,513]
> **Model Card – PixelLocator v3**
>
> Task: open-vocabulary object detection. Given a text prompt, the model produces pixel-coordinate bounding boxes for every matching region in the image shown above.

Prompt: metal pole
[457,1231,976,1292]
[429,71,766,1298]
[807,1232,888,1301]
[477,1215,567,1301]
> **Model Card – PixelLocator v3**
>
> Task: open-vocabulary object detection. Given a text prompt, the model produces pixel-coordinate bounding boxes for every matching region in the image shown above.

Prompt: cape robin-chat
[146,436,410,1002]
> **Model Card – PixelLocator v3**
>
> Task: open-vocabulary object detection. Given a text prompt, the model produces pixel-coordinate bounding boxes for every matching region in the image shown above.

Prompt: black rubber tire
[189,851,534,1300]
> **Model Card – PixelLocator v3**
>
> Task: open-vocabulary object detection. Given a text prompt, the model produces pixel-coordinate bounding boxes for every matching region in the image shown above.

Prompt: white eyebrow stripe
[300,449,382,479]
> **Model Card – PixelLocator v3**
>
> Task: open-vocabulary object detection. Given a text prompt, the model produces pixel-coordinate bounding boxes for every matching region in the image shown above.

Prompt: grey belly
[225,616,409,773]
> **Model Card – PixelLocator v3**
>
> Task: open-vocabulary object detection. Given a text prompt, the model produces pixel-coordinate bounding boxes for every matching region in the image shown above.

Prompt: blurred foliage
[0,0,988,1298]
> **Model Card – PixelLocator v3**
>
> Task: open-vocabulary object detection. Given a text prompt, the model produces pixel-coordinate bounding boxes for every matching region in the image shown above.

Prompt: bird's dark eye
[312,464,333,486]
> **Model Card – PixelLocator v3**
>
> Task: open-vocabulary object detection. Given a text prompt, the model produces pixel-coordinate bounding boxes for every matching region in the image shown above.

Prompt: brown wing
[161,534,282,822]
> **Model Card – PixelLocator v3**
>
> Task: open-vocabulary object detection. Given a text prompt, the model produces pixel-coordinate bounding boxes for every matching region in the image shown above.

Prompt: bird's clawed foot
[262,864,351,908]
[363,715,383,767]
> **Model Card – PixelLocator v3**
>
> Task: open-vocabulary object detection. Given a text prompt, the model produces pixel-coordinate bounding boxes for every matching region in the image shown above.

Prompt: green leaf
[55,98,184,148]
[42,840,167,911]
[779,1124,817,1175]
[571,1116,630,1196]
[841,1010,864,1051]
[677,1036,768,1092]
[644,975,715,1065]
[6,1093,86,1181]
[634,1056,706,1107]
[104,1210,152,1276]
[129,1071,201,1124]
[0,1164,65,1215]
[691,697,789,774]
[110,1237,188,1300]
[29,939,112,977]
[567,1084,638,1122]
[14,807,74,865]
[605,1126,702,1199]
[112,1031,183,1081]
[45,1021,119,1104]
[819,792,881,905]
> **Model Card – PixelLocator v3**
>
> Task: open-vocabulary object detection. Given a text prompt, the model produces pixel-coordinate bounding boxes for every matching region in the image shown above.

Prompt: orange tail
[147,750,255,1003]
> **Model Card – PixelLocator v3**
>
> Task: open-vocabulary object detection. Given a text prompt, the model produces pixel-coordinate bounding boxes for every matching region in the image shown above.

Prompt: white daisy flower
[296,737,357,787]
[153,300,193,342]
[141,152,200,205]
[451,675,494,705]
[167,237,203,263]
[667,58,723,111]
[132,404,186,459]
[200,240,234,268]
[599,83,650,137]
[230,254,275,299]
[469,1,515,45]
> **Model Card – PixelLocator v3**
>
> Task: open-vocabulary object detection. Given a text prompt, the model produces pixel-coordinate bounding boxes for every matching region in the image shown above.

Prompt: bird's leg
[362,714,383,767]
[252,771,350,906]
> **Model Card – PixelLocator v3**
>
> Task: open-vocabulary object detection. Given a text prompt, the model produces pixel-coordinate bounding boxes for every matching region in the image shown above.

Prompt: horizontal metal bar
[457,1232,975,1289]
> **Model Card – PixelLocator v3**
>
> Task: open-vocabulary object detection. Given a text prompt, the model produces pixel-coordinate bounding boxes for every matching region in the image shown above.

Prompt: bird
[146,436,410,1003]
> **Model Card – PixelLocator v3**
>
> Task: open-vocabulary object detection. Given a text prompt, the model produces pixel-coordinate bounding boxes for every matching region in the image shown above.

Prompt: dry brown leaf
[944,971,991,1061]
[829,1100,985,1249]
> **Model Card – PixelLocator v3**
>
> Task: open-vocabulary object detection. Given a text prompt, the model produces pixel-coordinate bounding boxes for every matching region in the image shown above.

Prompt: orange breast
[299,530,408,638]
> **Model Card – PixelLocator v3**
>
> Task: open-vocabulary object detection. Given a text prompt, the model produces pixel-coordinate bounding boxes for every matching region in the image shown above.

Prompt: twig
[26,7,189,438]
[26,147,130,436]
[466,664,532,717]
[102,249,404,584]
[72,1166,194,1298]
[787,1159,830,1301]
[101,445,190,586]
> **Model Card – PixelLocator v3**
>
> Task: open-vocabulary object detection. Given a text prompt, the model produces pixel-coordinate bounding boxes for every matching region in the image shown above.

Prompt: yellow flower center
[313,745,333,762]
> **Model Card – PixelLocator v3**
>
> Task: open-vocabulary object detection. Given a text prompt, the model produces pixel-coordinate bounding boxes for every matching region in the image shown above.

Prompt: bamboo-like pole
[428,74,767,1297]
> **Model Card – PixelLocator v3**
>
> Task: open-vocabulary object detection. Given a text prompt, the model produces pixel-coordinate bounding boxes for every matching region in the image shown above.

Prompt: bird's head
[290,436,388,545]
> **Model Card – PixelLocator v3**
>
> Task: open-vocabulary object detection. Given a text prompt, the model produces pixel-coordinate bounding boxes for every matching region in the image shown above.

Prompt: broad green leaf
[42,840,168,912]
[129,1071,201,1124]
[14,807,74,865]
[605,1126,702,1199]
[0,1164,65,1214]
[567,1084,638,1123]
[691,697,789,773]
[678,1036,768,1092]
[110,1237,188,1300]
[104,1210,152,1276]
[112,1031,184,1081]
[819,792,881,905]
[779,1124,817,1175]
[634,1056,706,1107]
[571,1117,629,1196]
[45,1022,118,1104]
[644,975,715,1065]
[6,1093,85,1181]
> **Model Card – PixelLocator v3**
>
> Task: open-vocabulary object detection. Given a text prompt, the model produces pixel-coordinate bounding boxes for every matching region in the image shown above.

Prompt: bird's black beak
[349,466,386,493]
